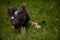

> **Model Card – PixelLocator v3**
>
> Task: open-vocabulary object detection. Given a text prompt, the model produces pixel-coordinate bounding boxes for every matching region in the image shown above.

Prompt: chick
[31,22,41,29]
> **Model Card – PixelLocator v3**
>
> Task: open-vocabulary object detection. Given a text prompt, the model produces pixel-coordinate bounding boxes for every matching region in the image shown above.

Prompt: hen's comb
[21,2,26,7]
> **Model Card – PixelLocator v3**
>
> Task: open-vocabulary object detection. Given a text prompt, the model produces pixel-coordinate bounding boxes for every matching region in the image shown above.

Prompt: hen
[8,3,30,32]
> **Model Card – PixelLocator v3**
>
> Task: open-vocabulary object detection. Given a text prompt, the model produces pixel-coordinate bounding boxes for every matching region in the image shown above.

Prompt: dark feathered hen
[8,3,30,32]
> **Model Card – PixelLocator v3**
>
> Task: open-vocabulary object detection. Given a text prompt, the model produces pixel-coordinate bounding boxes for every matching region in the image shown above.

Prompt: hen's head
[21,2,26,8]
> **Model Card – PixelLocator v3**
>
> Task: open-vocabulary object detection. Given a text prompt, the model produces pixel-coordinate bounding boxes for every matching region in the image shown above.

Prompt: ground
[0,0,60,40]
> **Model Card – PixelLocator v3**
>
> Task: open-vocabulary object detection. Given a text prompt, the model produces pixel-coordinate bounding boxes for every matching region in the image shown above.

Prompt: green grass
[0,0,60,40]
